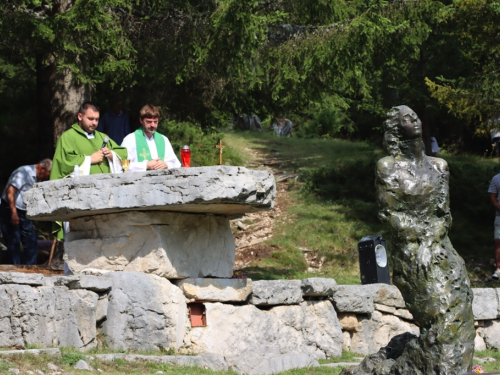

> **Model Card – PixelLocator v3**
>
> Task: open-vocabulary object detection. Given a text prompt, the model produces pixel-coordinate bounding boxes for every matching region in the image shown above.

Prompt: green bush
[158,120,243,167]
[297,107,354,139]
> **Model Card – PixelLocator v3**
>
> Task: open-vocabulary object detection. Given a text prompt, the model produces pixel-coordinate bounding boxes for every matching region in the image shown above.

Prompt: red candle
[181,145,191,167]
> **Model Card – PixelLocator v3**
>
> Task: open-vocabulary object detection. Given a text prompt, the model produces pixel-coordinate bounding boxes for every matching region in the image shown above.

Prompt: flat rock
[25,166,276,221]
[64,211,235,278]
[301,278,336,297]
[74,359,94,371]
[374,303,396,314]
[92,353,227,371]
[101,272,187,351]
[176,278,252,302]
[227,353,319,374]
[68,275,112,292]
[0,348,61,356]
[250,280,302,305]
[394,309,413,320]
[477,319,500,350]
[473,288,499,320]
[0,272,44,286]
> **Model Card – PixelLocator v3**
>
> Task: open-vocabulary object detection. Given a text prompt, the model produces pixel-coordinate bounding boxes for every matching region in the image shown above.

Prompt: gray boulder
[101,272,187,351]
[227,353,318,374]
[473,288,499,320]
[186,300,343,359]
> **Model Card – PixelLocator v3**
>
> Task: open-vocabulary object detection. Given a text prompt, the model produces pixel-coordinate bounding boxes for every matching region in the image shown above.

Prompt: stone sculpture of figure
[342,106,475,375]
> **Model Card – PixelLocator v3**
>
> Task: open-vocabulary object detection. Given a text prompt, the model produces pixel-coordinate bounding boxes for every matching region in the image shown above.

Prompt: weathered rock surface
[301,278,336,297]
[473,288,499,320]
[176,278,252,302]
[250,280,303,306]
[65,211,235,278]
[477,319,500,350]
[345,311,420,355]
[101,272,187,351]
[186,300,343,359]
[331,286,375,313]
[227,353,319,375]
[0,272,44,286]
[0,284,97,350]
[25,166,276,221]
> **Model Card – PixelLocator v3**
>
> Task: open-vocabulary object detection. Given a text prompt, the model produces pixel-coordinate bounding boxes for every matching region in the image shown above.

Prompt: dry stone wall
[2,272,500,370]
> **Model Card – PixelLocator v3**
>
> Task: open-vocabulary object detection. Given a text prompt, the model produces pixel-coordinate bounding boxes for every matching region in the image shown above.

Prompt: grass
[475,349,500,372]
[223,130,500,285]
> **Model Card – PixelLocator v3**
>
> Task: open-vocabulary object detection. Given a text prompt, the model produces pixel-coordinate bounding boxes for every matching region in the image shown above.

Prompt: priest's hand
[102,147,112,158]
[147,159,168,170]
[90,150,105,164]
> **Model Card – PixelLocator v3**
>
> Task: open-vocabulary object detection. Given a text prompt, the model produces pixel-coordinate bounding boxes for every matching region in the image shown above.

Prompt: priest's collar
[82,129,95,139]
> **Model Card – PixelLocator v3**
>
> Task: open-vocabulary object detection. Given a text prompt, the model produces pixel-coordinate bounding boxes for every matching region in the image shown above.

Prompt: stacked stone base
[2,273,500,374]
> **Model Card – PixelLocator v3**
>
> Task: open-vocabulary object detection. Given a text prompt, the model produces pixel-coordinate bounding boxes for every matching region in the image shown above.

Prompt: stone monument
[24,166,275,278]
[342,106,475,375]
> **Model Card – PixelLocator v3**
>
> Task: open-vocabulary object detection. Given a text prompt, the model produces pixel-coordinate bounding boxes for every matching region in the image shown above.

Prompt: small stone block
[301,278,336,296]
[374,303,396,314]
[394,309,414,320]
[473,289,499,320]
[331,285,374,313]
[68,275,112,292]
[250,280,303,305]
[176,278,252,302]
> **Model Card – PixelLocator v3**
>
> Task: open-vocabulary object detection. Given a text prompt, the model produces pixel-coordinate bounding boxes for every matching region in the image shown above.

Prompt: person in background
[97,99,130,145]
[488,171,500,279]
[0,159,52,264]
[121,104,180,172]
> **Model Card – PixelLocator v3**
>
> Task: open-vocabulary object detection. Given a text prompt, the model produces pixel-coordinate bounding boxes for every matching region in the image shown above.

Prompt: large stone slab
[176,278,253,302]
[301,278,336,297]
[24,166,276,221]
[185,300,343,359]
[101,272,187,351]
[65,211,235,278]
[0,284,97,350]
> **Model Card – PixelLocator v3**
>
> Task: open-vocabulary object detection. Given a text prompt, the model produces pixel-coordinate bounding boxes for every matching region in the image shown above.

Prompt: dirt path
[231,145,300,270]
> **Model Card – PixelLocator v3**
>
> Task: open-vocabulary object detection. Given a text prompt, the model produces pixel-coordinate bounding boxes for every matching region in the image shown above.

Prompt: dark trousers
[0,200,38,265]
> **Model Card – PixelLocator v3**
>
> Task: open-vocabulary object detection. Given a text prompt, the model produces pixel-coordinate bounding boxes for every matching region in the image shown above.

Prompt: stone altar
[24,166,275,278]
[342,106,476,375]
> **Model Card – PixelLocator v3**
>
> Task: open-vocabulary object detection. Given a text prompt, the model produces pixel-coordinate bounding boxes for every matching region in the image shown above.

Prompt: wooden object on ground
[48,237,57,266]
[0,265,63,274]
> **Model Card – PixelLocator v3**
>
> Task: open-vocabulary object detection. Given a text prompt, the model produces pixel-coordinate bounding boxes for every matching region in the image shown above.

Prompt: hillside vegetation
[222,130,500,286]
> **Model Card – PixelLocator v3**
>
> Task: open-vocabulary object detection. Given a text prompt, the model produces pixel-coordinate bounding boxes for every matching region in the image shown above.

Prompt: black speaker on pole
[357,234,390,285]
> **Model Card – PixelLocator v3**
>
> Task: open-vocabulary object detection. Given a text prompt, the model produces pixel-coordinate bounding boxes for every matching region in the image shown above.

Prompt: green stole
[134,128,166,161]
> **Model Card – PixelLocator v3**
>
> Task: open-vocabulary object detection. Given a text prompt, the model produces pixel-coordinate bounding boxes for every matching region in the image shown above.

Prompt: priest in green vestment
[51,102,128,180]
[50,102,128,239]
[121,104,180,172]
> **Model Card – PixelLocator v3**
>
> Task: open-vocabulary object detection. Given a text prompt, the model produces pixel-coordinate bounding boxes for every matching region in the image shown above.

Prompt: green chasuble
[50,124,128,239]
[134,128,166,161]
[50,124,128,180]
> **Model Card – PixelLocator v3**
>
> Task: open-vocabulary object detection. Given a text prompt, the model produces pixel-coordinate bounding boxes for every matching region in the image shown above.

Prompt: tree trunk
[36,54,89,158]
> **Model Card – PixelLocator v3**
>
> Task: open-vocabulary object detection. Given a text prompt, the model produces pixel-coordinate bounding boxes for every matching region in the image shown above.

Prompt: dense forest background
[2,0,500,182]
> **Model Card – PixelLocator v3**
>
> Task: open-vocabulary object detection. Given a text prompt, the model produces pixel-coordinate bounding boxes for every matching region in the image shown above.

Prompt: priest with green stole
[121,104,180,172]
[50,101,128,240]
